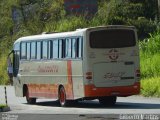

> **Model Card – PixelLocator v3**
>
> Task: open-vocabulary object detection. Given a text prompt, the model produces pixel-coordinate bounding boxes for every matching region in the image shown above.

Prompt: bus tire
[58,86,68,107]
[99,96,117,106]
[26,87,36,104]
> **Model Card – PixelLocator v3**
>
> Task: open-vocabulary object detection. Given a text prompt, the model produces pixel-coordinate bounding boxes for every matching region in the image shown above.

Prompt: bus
[8,26,140,107]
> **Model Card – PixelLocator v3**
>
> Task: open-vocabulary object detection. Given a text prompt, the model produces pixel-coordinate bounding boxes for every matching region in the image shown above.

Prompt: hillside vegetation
[0,0,160,97]
[140,32,160,97]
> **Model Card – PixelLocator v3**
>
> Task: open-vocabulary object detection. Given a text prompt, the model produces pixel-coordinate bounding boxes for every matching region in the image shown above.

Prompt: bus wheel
[58,86,68,107]
[26,88,36,104]
[99,96,117,106]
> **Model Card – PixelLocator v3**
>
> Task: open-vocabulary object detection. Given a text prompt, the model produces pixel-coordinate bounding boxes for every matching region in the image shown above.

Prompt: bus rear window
[90,29,136,48]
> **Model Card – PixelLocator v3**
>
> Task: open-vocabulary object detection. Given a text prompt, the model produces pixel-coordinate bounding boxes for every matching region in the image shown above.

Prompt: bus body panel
[11,26,140,102]
[83,27,140,98]
[18,60,84,99]
[71,61,84,99]
[13,30,85,99]
[84,82,140,97]
[93,62,135,87]
[88,47,139,88]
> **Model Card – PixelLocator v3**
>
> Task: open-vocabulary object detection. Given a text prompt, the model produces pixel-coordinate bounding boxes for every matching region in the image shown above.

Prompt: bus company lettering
[38,65,59,73]
[104,72,125,79]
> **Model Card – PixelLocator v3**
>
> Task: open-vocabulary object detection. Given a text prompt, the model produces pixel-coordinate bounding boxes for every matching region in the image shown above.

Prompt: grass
[140,32,160,78]
[141,77,160,97]
[140,32,160,97]
[140,53,160,78]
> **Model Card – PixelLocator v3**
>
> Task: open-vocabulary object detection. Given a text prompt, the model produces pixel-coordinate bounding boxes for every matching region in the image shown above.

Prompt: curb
[0,106,10,112]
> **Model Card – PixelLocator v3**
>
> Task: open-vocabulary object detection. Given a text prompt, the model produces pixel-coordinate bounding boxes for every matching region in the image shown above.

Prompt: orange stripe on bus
[84,82,140,97]
[66,60,74,99]
[27,84,58,98]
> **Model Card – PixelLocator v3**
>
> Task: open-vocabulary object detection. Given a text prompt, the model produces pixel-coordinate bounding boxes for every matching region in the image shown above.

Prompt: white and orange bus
[8,26,140,107]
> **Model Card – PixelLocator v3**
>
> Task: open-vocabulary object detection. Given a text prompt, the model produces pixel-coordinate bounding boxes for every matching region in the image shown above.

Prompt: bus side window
[13,42,20,77]
[21,42,27,59]
[58,40,63,59]
[65,38,72,58]
[72,38,76,59]
[42,41,48,59]
[37,41,41,60]
[26,42,31,60]
[48,40,52,59]
[31,42,36,59]
[77,37,83,58]
[53,40,58,59]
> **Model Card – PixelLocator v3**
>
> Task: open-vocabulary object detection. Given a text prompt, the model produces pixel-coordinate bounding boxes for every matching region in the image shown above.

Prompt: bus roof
[14,29,85,44]
[14,25,136,44]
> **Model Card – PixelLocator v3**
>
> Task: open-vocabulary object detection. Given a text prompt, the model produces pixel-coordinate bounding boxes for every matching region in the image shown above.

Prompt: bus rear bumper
[84,82,140,97]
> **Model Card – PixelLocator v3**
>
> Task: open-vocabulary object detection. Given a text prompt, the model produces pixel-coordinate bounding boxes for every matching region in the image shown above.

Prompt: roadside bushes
[0,54,8,85]
[141,77,160,97]
[128,18,157,39]
[140,31,160,78]
[107,1,157,39]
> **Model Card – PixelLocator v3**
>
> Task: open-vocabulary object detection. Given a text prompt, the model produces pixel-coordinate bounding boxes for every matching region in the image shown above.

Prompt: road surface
[0,86,160,120]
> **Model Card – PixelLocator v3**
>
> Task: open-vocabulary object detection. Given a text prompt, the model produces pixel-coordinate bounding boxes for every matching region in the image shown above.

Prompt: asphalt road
[0,86,160,120]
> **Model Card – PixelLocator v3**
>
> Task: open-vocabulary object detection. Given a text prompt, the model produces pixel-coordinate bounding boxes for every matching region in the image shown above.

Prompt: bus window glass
[42,41,48,59]
[31,42,36,59]
[78,37,82,58]
[21,42,26,59]
[26,43,30,60]
[72,38,76,58]
[48,41,51,59]
[53,40,58,59]
[14,43,20,51]
[66,38,72,58]
[90,29,136,48]
[59,40,62,58]
[37,42,41,60]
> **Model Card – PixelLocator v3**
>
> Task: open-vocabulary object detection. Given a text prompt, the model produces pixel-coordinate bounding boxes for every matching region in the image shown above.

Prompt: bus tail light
[136,69,140,77]
[86,72,92,80]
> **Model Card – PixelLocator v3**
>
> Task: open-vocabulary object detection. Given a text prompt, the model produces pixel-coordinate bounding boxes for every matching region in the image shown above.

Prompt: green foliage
[141,77,160,97]
[0,0,16,38]
[142,0,158,20]
[96,0,111,25]
[56,16,87,32]
[128,18,157,39]
[0,36,13,57]
[108,2,144,20]
[26,17,44,34]
[39,0,65,22]
[140,32,160,56]
[13,24,32,38]
[107,1,157,39]
[140,31,160,97]
[140,53,160,78]
[0,54,9,85]
[107,16,126,25]
[140,31,160,78]
[126,0,158,20]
